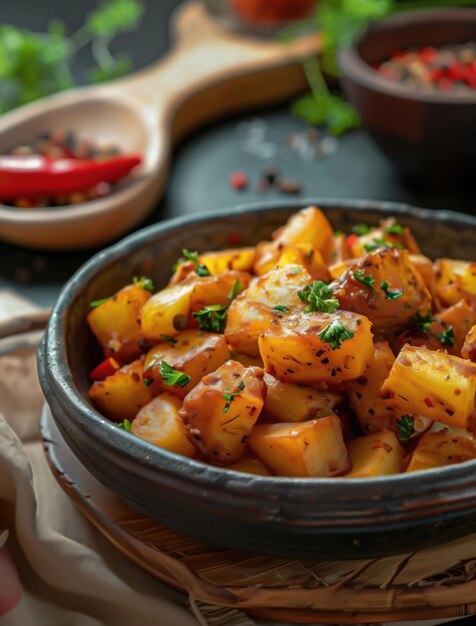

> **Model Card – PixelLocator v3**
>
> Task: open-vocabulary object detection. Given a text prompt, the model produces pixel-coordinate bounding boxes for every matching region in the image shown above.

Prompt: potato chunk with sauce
[87,283,151,362]
[406,431,476,472]
[382,345,476,431]
[344,431,404,478]
[435,259,476,307]
[179,360,266,464]
[259,311,374,385]
[131,393,195,457]
[141,283,194,340]
[144,330,230,398]
[332,248,432,332]
[463,324,476,361]
[249,415,350,477]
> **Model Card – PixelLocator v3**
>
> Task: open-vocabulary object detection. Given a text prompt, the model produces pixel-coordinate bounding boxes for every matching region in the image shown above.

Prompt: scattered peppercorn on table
[86,206,476,478]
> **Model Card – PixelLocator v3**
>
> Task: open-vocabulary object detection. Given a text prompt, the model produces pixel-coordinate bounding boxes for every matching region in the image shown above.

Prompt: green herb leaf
[384,224,404,235]
[396,415,415,441]
[351,223,372,236]
[132,275,154,292]
[159,334,177,345]
[86,0,144,38]
[143,377,154,386]
[273,304,290,317]
[297,280,339,313]
[227,280,243,301]
[319,319,354,350]
[222,380,245,413]
[437,326,456,347]
[181,249,210,277]
[333,230,343,237]
[292,91,360,136]
[159,361,190,388]
[117,418,132,432]
[192,304,228,333]
[353,269,375,288]
[363,239,392,253]
[380,281,404,300]
[413,312,435,334]
[90,297,110,308]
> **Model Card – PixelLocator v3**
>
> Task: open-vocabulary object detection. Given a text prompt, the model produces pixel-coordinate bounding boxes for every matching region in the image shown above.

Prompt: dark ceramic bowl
[338,9,476,187]
[38,199,476,560]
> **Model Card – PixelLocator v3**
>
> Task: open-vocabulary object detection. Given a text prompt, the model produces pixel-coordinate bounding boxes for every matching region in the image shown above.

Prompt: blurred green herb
[0,0,144,113]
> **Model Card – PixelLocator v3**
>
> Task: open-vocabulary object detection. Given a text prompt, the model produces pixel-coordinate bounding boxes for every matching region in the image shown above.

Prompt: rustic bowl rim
[40,198,476,501]
[338,8,476,105]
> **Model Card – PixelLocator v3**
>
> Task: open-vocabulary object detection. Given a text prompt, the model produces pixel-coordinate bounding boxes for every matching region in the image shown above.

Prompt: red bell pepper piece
[89,357,121,381]
[0,153,141,200]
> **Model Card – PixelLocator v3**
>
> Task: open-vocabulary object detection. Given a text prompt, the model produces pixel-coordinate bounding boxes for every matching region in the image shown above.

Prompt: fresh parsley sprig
[413,312,435,335]
[396,415,415,441]
[117,418,132,432]
[437,326,456,347]
[380,281,404,301]
[353,269,375,288]
[351,223,372,236]
[90,297,110,308]
[384,224,404,236]
[297,280,339,314]
[319,319,354,350]
[222,380,245,413]
[132,275,154,292]
[192,280,242,333]
[180,249,211,277]
[159,361,190,388]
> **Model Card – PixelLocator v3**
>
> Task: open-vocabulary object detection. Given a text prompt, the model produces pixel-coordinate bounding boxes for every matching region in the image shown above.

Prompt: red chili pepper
[346,233,358,248]
[418,47,437,64]
[438,78,454,91]
[0,153,141,200]
[89,357,121,381]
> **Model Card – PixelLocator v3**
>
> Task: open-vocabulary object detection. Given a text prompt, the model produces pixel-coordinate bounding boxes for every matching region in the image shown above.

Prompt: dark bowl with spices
[38,198,476,560]
[338,9,476,188]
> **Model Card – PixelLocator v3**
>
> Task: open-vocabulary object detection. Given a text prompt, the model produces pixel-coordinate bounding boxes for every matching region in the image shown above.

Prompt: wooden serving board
[41,405,476,624]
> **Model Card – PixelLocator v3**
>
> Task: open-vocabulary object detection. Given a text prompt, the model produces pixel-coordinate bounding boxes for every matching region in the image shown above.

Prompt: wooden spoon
[0,1,319,250]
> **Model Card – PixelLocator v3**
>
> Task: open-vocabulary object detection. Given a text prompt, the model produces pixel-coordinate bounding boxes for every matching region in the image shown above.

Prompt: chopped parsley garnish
[363,239,404,252]
[222,380,245,413]
[90,297,110,308]
[180,249,211,277]
[227,279,243,301]
[159,334,177,345]
[333,230,343,237]
[143,377,154,386]
[132,275,154,292]
[117,418,132,432]
[437,326,456,347]
[159,361,191,388]
[380,281,404,300]
[384,224,404,236]
[319,319,354,350]
[413,312,435,334]
[297,281,340,314]
[396,415,415,441]
[193,304,228,333]
[273,304,290,317]
[351,223,372,236]
[353,269,375,288]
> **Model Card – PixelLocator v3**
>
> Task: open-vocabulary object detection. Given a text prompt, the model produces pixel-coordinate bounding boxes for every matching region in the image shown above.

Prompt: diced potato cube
[188,271,251,312]
[141,283,194,340]
[381,345,476,430]
[344,431,404,478]
[332,248,432,332]
[322,231,352,265]
[273,206,334,253]
[264,372,342,423]
[87,283,151,362]
[89,359,155,421]
[329,259,356,280]
[259,311,374,385]
[226,452,271,476]
[144,329,230,398]
[254,241,279,276]
[179,360,266,464]
[225,265,311,357]
[276,244,330,282]
[198,247,256,275]
[230,352,264,368]
[248,415,350,477]
[463,324,476,361]
[131,393,196,457]
[435,259,476,307]
[349,219,420,259]
[410,254,436,298]
[406,431,476,472]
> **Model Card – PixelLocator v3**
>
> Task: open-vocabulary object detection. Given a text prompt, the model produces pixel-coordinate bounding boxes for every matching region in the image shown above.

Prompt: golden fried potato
[179,360,266,464]
[406,431,476,472]
[409,254,436,299]
[249,415,350,477]
[329,259,356,280]
[264,372,342,423]
[259,311,374,385]
[89,359,155,421]
[187,270,251,312]
[332,248,432,332]
[462,324,476,361]
[198,247,256,275]
[323,231,352,265]
[225,265,311,357]
[87,283,151,362]
[144,329,230,398]
[344,431,404,478]
[349,219,420,258]
[276,243,330,282]
[382,345,476,431]
[272,205,334,252]
[227,452,271,476]
[141,283,194,340]
[131,393,195,457]
[435,259,476,307]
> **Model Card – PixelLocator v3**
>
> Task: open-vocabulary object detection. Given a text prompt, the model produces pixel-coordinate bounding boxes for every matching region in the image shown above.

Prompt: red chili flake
[418,47,438,64]
[346,233,358,248]
[447,63,465,81]
[229,171,248,190]
[89,357,120,381]
[438,78,454,91]
[424,397,434,408]
[229,231,241,246]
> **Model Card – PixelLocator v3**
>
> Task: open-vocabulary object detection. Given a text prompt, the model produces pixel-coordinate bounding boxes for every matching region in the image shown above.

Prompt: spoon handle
[107,1,319,130]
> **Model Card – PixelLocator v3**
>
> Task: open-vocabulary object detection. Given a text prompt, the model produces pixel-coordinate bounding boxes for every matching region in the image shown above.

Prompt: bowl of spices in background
[338,9,476,190]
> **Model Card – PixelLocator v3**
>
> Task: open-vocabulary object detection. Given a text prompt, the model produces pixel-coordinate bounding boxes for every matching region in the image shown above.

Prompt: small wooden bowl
[38,198,476,561]
[338,9,476,187]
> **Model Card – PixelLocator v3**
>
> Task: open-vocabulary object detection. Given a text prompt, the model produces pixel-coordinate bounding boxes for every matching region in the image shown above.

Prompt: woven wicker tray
[41,405,476,624]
